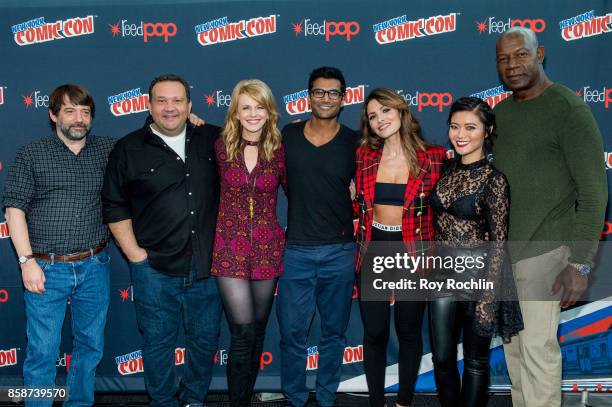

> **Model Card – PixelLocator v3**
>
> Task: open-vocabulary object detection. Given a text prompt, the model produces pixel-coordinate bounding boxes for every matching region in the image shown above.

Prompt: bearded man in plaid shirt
[3,84,114,407]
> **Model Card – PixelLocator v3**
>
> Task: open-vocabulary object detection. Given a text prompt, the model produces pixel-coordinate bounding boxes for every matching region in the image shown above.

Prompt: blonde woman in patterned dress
[210,79,286,407]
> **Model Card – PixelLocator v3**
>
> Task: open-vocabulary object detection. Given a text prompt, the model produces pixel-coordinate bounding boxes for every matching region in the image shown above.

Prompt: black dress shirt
[102,123,220,277]
[3,134,114,254]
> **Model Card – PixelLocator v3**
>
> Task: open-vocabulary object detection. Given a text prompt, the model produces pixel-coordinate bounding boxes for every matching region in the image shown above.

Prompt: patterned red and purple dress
[210,138,287,280]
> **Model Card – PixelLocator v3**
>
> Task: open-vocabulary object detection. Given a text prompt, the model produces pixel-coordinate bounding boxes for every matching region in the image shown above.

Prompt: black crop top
[374,182,405,206]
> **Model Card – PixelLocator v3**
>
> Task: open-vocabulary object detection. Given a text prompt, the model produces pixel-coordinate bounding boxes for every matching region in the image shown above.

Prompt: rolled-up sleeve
[102,143,132,223]
[3,146,35,213]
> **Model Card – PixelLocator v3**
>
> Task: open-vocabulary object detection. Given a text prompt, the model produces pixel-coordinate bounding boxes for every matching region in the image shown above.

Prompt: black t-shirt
[282,121,358,244]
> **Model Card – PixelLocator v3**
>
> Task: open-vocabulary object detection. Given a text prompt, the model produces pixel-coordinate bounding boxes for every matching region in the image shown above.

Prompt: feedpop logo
[292,18,360,41]
[109,20,177,42]
[397,90,453,112]
[475,17,546,34]
[22,91,48,109]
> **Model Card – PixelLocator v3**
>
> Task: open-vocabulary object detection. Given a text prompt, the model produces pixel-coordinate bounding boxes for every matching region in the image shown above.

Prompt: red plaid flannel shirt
[353,144,446,273]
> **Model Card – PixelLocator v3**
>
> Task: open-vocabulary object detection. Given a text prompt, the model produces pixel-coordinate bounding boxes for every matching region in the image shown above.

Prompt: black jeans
[429,298,492,407]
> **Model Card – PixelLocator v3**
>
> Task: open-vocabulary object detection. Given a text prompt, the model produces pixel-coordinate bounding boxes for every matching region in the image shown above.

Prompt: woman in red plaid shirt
[354,88,445,407]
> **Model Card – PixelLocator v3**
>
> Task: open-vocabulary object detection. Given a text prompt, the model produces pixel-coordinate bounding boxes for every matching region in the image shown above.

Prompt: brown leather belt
[33,244,106,263]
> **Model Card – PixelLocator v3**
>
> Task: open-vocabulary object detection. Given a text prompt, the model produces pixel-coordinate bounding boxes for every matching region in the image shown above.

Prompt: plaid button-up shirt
[3,133,115,254]
[354,144,446,273]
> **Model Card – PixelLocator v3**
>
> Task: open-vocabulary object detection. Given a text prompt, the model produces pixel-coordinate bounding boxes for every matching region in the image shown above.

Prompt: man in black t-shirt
[277,67,358,407]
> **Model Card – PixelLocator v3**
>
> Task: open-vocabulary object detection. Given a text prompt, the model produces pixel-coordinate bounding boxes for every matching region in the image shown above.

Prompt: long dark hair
[447,96,496,162]
[360,88,431,176]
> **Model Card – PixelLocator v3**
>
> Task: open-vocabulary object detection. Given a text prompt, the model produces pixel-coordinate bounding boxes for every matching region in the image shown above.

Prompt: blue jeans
[277,243,356,407]
[130,259,222,407]
[23,249,110,407]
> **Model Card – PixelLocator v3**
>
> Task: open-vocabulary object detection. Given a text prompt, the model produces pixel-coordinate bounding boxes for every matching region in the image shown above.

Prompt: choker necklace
[242,138,260,146]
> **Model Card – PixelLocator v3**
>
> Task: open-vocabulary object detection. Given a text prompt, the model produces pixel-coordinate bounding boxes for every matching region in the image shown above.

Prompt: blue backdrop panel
[0,0,611,395]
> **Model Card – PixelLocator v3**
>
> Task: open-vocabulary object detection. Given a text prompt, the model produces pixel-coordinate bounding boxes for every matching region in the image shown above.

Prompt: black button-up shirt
[102,123,220,277]
[3,134,114,254]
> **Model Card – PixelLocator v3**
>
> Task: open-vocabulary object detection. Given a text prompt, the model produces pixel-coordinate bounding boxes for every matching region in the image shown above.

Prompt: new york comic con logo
[306,345,363,370]
[115,349,186,375]
[559,10,612,41]
[291,18,360,41]
[12,16,95,46]
[0,348,17,368]
[107,88,149,116]
[475,17,546,34]
[372,13,457,45]
[194,15,277,46]
[0,222,9,239]
[604,152,612,171]
[108,20,177,42]
[470,85,512,109]
[283,85,365,116]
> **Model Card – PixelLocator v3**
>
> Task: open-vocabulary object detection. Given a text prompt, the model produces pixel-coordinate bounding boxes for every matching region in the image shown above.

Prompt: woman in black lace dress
[429,97,523,407]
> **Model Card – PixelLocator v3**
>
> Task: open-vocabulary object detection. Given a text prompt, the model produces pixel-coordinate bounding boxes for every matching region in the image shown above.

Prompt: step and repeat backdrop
[1,0,611,395]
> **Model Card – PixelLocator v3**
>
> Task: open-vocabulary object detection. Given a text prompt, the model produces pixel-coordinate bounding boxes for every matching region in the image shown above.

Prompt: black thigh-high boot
[228,323,256,407]
[249,321,267,390]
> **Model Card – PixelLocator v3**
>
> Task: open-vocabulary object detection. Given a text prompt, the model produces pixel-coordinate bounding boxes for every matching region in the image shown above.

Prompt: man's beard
[59,123,90,141]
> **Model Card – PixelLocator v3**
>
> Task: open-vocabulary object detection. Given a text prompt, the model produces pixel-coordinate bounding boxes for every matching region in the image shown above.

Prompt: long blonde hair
[360,87,431,176]
[222,79,281,162]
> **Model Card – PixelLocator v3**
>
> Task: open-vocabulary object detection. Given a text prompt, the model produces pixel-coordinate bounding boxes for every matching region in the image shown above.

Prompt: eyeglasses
[310,88,344,100]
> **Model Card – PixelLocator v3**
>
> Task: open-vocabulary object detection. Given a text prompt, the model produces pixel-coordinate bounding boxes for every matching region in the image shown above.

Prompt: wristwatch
[18,254,34,264]
[569,262,591,276]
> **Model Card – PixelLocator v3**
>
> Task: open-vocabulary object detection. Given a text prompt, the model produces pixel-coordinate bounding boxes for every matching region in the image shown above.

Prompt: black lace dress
[431,158,523,341]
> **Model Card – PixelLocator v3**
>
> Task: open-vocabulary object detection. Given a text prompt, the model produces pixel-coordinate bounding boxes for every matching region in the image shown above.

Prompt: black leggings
[359,226,424,407]
[359,298,425,407]
[429,298,492,407]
